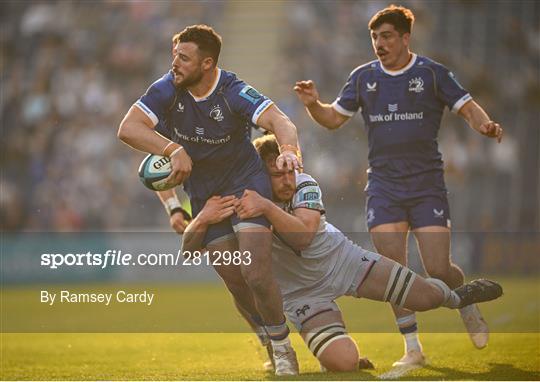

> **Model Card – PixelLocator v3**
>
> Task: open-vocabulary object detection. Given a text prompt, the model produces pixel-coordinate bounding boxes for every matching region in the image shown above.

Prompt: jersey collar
[379,53,417,76]
[189,68,222,102]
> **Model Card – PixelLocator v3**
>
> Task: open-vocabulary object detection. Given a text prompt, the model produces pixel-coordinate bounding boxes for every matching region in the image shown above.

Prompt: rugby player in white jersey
[182,134,503,373]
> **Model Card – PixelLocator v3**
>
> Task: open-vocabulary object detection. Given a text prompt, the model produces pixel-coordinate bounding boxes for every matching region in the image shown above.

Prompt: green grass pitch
[1,277,539,380]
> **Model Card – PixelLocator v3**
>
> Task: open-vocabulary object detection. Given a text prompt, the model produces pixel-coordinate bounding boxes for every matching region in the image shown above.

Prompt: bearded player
[182,134,503,373]
[118,25,302,375]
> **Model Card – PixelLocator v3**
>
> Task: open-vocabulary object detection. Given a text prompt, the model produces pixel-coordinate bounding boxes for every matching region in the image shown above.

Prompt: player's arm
[118,106,174,154]
[118,106,192,187]
[156,189,192,234]
[182,196,236,253]
[235,190,320,251]
[257,104,303,170]
[294,80,350,130]
[458,100,503,143]
[435,63,503,143]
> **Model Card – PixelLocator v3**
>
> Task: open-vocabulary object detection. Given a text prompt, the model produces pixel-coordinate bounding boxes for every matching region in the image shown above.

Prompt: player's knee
[319,341,359,372]
[415,283,443,311]
[223,278,248,298]
[242,270,271,294]
[320,353,359,372]
[305,323,358,371]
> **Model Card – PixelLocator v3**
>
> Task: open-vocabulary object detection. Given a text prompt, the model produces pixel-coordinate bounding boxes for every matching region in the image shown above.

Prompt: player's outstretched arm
[458,100,503,143]
[182,196,236,253]
[235,190,320,251]
[257,104,302,171]
[156,189,191,234]
[293,80,350,130]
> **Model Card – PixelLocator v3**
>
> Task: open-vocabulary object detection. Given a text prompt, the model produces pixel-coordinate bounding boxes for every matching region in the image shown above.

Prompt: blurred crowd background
[2,0,539,235]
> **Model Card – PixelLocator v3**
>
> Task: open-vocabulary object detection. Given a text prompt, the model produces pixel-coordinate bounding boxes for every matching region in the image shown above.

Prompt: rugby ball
[138,154,173,191]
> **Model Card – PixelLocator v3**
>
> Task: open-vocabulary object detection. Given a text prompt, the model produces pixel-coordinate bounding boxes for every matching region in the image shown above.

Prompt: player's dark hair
[173,24,222,65]
[368,5,415,35]
[253,134,279,164]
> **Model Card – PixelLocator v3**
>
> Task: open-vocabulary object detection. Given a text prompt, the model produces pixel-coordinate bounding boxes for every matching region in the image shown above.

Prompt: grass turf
[1,277,539,380]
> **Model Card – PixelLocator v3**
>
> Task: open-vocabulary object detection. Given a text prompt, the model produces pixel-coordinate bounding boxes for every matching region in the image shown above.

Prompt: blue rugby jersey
[333,54,471,196]
[134,69,273,200]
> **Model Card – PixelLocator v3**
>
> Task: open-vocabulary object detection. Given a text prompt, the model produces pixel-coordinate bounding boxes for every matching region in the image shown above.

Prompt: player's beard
[178,68,203,88]
[276,187,295,202]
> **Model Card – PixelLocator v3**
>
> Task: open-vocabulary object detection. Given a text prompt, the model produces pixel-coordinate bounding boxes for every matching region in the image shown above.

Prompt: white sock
[426,277,462,308]
[271,337,291,348]
[404,332,422,353]
[459,303,475,316]
[397,314,422,353]
[444,290,462,309]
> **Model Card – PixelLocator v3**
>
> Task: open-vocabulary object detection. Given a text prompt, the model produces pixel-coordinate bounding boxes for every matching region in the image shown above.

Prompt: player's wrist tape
[170,207,192,221]
[161,141,175,156]
[164,197,181,215]
[169,146,184,158]
[164,197,192,220]
[163,141,184,157]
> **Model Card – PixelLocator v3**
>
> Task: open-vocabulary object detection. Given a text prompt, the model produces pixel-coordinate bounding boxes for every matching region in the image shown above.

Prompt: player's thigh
[357,256,443,311]
[231,166,273,258]
[207,237,245,289]
[300,310,359,372]
[236,225,272,266]
[356,255,395,300]
[370,222,409,264]
[194,204,236,248]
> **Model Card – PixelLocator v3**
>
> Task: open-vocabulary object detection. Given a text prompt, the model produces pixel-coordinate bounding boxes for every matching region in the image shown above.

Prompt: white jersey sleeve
[291,173,325,213]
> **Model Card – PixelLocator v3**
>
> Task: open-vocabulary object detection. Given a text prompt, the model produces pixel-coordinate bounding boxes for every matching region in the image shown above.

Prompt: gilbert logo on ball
[138,154,173,191]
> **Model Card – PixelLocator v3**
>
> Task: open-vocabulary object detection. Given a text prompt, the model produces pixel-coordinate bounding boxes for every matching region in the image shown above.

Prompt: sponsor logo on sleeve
[239,85,263,104]
[296,181,319,192]
[302,192,320,201]
[252,99,272,123]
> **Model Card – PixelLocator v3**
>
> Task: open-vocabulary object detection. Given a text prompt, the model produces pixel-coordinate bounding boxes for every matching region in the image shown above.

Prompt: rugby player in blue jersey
[294,5,503,372]
[118,25,302,375]
[182,134,502,374]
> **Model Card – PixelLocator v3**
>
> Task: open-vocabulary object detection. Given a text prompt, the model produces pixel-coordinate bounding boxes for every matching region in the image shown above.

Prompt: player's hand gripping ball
[138,154,174,191]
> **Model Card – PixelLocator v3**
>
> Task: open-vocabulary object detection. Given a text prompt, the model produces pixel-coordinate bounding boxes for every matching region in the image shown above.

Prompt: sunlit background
[1,1,539,280]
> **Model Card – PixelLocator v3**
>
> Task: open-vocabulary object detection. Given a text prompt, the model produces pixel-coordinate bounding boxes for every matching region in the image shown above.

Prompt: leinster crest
[408,77,424,93]
[210,105,224,122]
